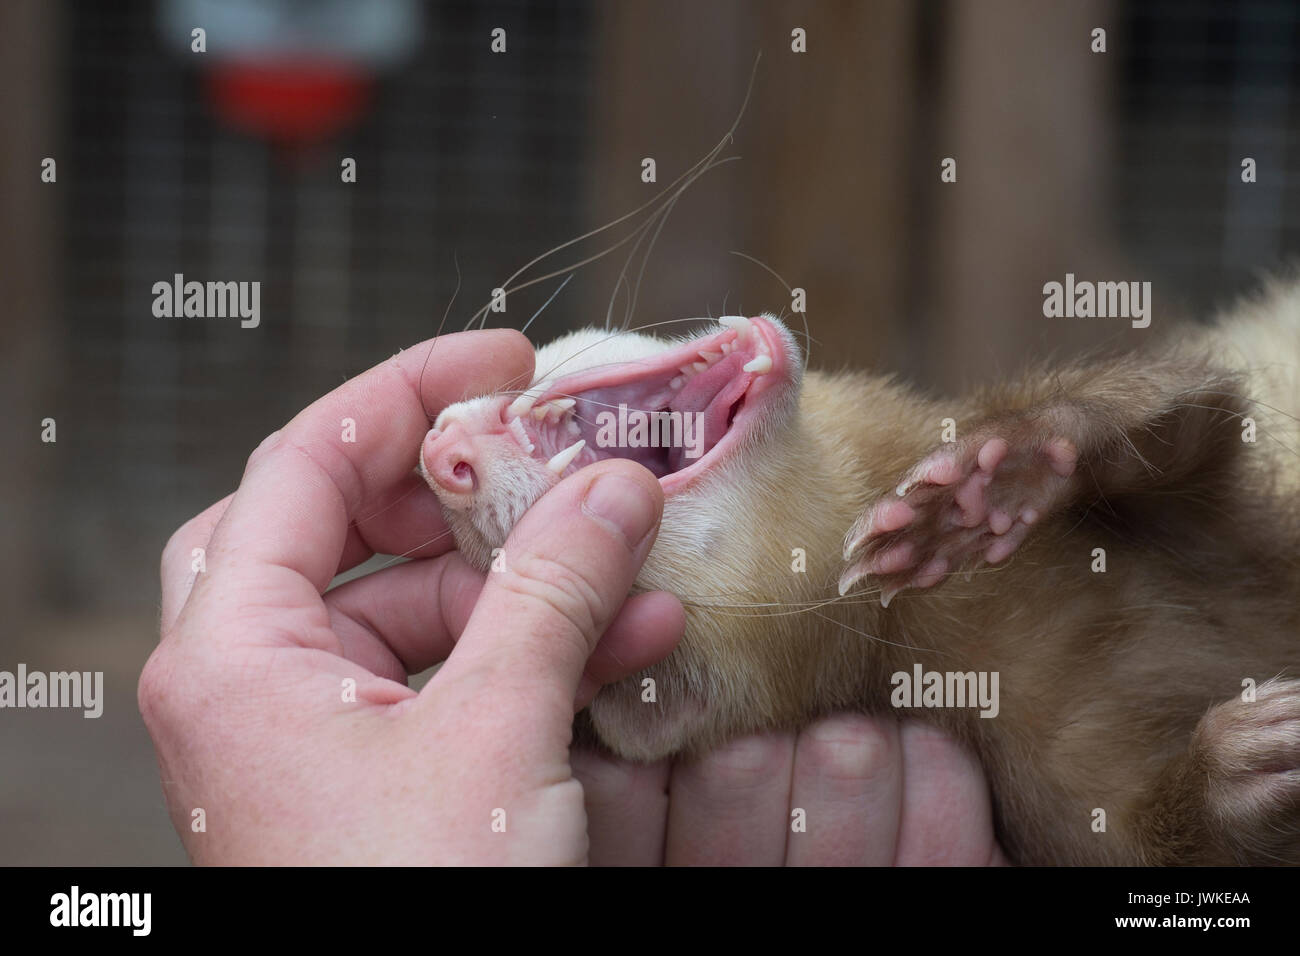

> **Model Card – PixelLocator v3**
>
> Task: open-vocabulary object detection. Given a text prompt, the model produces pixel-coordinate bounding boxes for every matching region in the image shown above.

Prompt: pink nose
[422,424,478,494]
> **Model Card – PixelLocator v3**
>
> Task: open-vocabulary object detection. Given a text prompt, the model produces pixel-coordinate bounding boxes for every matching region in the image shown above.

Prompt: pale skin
[138,329,1005,865]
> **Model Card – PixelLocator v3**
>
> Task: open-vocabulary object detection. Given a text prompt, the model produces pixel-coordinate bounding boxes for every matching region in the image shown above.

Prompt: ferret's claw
[837,565,866,597]
[842,498,915,559]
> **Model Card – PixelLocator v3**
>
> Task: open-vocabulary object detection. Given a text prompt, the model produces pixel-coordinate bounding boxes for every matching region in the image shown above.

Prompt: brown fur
[575,287,1300,865]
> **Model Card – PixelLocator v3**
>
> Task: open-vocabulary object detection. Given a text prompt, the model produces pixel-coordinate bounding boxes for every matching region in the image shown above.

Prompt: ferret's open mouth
[503,316,787,492]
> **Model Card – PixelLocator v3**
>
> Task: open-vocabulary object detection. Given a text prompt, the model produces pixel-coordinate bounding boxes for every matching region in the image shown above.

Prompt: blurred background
[3,0,1299,863]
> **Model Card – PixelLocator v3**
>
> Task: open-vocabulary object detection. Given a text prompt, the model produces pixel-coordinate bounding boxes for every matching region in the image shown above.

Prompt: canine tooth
[507,394,535,418]
[545,439,585,474]
[531,398,575,423]
[742,355,772,374]
[719,315,751,333]
[670,375,685,390]
[699,350,722,363]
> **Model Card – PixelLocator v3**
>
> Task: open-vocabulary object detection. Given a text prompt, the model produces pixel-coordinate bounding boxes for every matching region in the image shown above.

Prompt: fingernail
[582,472,658,550]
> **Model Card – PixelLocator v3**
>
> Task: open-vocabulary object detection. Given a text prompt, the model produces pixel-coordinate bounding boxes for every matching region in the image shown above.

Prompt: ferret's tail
[1196,279,1300,496]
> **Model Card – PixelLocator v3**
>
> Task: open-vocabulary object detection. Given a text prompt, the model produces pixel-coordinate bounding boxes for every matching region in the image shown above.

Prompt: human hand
[574,714,1009,865]
[138,330,685,865]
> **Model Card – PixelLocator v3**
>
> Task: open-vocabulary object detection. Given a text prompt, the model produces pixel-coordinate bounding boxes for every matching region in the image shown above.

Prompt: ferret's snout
[421,424,479,495]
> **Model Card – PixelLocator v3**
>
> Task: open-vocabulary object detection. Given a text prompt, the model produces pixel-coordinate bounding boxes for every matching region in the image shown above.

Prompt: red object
[206,60,372,145]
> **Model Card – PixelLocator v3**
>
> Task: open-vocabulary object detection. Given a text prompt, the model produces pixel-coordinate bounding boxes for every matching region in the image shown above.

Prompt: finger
[785,714,903,866]
[324,554,681,691]
[161,468,458,639]
[894,721,999,865]
[571,748,670,866]
[325,551,486,681]
[664,733,796,866]
[574,591,685,709]
[202,330,533,599]
[437,459,663,720]
[159,493,233,634]
[334,471,460,574]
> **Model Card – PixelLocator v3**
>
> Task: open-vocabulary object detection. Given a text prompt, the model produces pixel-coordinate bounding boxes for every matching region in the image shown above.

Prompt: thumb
[440,459,664,715]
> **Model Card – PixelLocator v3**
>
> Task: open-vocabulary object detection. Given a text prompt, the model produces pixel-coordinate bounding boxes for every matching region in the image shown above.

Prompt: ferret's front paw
[839,428,1077,605]
[1194,678,1300,863]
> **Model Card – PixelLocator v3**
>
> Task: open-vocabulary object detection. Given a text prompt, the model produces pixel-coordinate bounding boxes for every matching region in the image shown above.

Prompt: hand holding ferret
[139,329,685,864]
[138,329,1001,866]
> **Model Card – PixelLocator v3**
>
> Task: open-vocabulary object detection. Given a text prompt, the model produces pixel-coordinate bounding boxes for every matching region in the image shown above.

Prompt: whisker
[521,273,574,337]
[462,55,762,335]
[418,253,463,421]
[809,608,945,656]
[349,480,424,528]
[372,528,458,570]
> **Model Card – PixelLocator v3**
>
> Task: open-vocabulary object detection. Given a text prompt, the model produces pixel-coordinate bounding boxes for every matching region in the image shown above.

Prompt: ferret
[417,284,1300,865]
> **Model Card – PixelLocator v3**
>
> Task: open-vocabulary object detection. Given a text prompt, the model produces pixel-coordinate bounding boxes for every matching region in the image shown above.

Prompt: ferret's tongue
[666,352,750,471]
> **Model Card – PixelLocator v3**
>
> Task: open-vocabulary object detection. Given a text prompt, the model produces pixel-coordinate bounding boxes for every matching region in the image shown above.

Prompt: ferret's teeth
[691,361,709,373]
[507,417,535,454]
[507,394,535,419]
[699,350,722,364]
[529,397,576,424]
[719,315,751,335]
[546,398,576,423]
[545,439,585,475]
[568,419,581,437]
[669,375,686,390]
[880,587,900,609]
[719,342,734,355]
[743,355,772,374]
[679,365,697,378]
